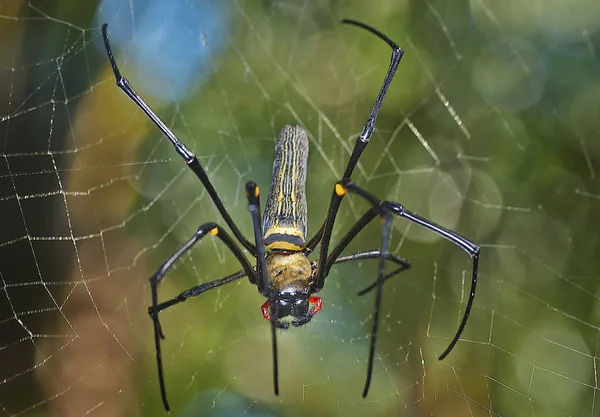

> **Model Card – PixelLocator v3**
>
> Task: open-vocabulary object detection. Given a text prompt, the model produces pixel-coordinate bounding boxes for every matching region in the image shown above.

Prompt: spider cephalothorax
[259,251,322,328]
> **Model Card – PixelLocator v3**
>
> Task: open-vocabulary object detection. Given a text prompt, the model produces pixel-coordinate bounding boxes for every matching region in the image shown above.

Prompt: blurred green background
[1,0,599,416]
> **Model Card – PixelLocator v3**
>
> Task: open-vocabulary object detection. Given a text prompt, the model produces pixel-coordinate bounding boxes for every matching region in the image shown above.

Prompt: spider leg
[318,205,410,294]
[245,182,269,294]
[333,250,411,296]
[148,223,256,411]
[270,312,279,395]
[336,179,479,393]
[101,23,256,255]
[313,20,403,289]
[244,182,279,396]
[149,269,248,315]
[364,213,393,397]
[382,199,480,360]
[324,207,379,273]
[149,269,248,358]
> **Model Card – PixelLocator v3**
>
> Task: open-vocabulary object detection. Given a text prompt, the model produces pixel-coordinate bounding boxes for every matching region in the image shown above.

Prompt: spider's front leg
[101,23,256,255]
[310,20,404,289]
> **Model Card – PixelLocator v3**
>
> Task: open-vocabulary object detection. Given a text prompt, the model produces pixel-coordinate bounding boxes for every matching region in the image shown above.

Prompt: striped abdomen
[263,125,309,251]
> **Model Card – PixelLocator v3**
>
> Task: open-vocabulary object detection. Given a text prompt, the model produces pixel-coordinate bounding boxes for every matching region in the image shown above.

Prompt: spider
[101,19,480,411]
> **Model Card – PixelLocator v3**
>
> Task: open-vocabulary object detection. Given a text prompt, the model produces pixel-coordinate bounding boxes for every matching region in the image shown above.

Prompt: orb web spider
[101,19,480,411]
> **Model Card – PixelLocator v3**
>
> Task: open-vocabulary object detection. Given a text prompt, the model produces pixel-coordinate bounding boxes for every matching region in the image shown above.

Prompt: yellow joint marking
[379,216,386,224]
[209,227,219,236]
[263,226,305,240]
[266,241,304,251]
[335,183,347,196]
[254,185,260,198]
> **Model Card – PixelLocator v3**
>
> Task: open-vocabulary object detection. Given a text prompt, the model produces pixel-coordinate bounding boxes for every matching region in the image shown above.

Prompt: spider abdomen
[263,125,309,251]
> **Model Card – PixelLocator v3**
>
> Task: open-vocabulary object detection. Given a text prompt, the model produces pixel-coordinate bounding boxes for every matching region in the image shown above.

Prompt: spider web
[1,0,600,416]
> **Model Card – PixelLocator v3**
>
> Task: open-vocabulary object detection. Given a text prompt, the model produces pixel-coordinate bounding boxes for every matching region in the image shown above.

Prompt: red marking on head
[309,296,323,316]
[261,300,272,321]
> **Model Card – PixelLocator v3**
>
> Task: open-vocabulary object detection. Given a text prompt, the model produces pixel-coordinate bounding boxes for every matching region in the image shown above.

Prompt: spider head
[261,289,323,329]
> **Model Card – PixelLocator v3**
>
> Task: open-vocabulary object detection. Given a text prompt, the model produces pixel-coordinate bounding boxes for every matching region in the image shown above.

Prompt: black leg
[338,20,405,180]
[316,204,410,294]
[312,20,404,290]
[363,213,393,397]
[150,273,247,412]
[324,207,379,275]
[148,223,256,411]
[339,179,480,361]
[332,250,411,296]
[244,182,269,295]
[305,222,325,253]
[382,200,480,360]
[149,269,248,315]
[101,23,256,255]
[244,182,279,396]
[270,313,279,395]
